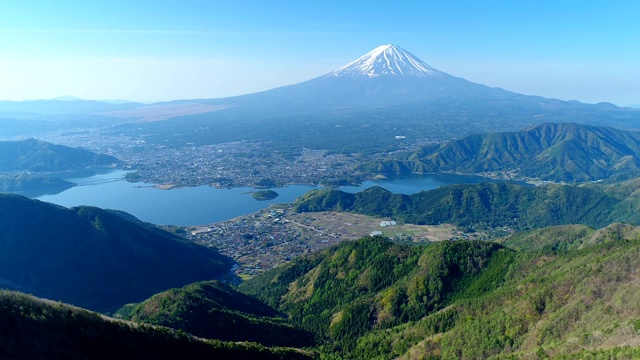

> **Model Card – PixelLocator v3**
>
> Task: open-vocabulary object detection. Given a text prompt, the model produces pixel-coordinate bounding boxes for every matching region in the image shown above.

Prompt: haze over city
[1,0,639,106]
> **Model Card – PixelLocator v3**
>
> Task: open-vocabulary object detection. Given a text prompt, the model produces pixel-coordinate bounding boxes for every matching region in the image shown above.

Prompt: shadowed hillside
[0,194,233,313]
[119,280,315,348]
[0,290,315,360]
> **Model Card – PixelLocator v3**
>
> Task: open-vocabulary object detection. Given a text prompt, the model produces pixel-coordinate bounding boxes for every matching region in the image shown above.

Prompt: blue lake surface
[36,170,520,226]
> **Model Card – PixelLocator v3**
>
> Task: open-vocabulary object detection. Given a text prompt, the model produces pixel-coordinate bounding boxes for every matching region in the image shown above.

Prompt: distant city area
[38,129,437,188]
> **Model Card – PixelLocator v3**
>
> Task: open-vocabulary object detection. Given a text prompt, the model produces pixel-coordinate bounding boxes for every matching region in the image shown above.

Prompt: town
[35,127,438,188]
[180,205,489,279]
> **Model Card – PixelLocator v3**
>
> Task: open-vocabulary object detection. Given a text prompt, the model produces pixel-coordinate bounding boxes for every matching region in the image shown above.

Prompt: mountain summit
[329,44,443,78]
[133,44,640,149]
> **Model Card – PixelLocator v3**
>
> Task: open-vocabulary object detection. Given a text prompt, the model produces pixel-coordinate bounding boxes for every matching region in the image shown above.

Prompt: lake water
[36,170,520,226]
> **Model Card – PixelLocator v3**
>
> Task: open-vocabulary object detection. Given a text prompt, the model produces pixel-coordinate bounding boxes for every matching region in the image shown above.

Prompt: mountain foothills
[0,194,232,313]
[364,123,640,182]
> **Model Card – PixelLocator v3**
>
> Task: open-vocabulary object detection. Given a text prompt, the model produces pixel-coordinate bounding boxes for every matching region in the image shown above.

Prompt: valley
[185,207,486,279]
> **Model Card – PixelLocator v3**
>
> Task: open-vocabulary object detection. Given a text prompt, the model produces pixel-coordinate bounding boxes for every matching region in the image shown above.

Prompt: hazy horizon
[1,1,639,106]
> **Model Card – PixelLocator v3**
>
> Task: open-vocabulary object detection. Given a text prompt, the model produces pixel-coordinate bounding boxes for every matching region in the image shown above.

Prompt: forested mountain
[240,237,505,353]
[0,138,119,172]
[0,173,74,195]
[118,280,314,348]
[0,194,233,313]
[364,123,640,182]
[294,183,621,230]
[0,290,314,360]
[240,232,640,359]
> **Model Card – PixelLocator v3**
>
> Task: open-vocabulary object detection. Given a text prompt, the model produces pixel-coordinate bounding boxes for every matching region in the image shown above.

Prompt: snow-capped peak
[329,44,442,78]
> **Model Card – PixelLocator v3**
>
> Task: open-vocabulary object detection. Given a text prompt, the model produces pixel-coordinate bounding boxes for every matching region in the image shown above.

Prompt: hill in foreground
[0,194,233,313]
[118,280,314,348]
[0,290,314,360]
[239,232,640,359]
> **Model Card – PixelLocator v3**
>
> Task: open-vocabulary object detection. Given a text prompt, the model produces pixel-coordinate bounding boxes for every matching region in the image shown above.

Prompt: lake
[36,170,522,226]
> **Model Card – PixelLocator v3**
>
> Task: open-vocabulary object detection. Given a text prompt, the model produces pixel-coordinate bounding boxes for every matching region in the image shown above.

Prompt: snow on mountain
[329,44,443,78]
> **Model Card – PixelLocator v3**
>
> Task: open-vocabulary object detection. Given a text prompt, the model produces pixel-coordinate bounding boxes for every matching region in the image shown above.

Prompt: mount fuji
[122,44,640,152]
[199,44,500,114]
[329,44,443,78]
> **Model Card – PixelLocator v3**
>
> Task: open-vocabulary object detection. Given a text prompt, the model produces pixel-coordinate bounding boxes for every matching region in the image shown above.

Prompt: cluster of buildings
[185,206,345,278]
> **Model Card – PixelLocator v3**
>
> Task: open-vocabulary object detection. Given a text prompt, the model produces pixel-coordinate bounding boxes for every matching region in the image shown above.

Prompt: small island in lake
[252,190,279,201]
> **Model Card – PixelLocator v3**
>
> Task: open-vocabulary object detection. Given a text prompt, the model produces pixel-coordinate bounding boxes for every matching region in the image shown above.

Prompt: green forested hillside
[0,290,315,360]
[239,232,640,359]
[294,183,619,230]
[363,123,640,182]
[119,280,314,348]
[239,237,507,353]
[0,138,119,172]
[0,194,233,313]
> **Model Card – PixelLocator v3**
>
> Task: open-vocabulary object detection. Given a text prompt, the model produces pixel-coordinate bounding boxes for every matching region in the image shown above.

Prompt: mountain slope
[0,194,233,312]
[0,138,119,172]
[239,237,506,353]
[122,45,640,155]
[0,290,315,360]
[119,280,314,348]
[240,231,640,359]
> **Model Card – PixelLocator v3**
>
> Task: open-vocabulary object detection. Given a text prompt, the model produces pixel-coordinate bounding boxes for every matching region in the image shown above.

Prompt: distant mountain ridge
[0,98,141,115]
[364,123,640,182]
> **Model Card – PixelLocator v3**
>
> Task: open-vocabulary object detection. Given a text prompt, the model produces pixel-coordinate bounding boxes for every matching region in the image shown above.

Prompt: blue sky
[1,0,639,105]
